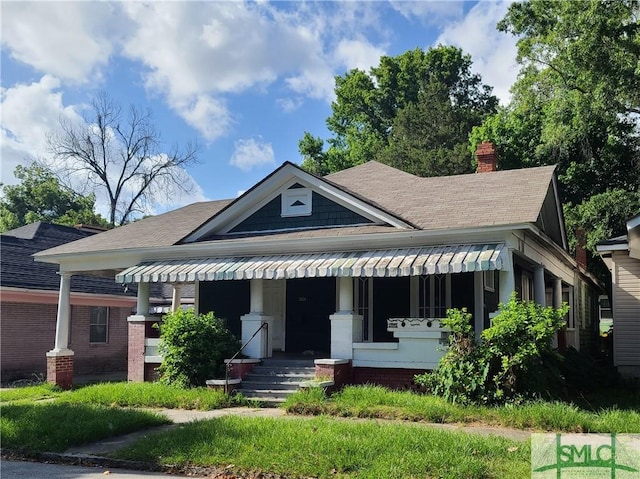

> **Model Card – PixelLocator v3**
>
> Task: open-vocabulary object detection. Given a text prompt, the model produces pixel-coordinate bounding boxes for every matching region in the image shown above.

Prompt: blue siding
[229,192,373,233]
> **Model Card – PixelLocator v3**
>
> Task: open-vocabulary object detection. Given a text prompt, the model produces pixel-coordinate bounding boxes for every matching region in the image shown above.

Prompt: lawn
[112,415,531,479]
[284,385,640,433]
[0,402,169,453]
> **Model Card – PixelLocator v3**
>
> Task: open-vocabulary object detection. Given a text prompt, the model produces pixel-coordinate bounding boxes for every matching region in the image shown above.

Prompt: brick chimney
[575,227,587,269]
[475,141,498,173]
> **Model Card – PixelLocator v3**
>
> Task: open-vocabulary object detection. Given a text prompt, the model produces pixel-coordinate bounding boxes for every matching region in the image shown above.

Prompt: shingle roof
[34,162,557,258]
[34,199,232,256]
[1,222,136,295]
[325,161,556,230]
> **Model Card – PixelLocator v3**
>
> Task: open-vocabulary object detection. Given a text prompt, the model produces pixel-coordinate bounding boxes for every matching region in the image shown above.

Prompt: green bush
[416,293,568,405]
[156,309,240,388]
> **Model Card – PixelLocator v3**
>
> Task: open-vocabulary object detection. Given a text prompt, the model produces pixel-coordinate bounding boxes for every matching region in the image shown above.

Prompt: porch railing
[224,322,268,394]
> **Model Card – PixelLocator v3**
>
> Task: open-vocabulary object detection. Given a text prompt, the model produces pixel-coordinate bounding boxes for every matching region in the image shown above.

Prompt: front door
[263,279,286,351]
[285,277,335,354]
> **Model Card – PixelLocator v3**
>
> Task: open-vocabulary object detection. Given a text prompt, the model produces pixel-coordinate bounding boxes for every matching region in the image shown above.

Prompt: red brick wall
[127,320,146,382]
[352,367,426,390]
[47,354,74,389]
[1,301,129,382]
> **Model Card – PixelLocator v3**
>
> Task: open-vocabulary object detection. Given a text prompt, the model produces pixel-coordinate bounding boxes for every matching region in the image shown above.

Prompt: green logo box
[532,433,640,478]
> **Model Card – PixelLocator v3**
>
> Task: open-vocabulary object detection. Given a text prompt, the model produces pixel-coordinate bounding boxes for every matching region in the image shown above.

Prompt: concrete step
[241,388,297,399]
[260,359,315,368]
[241,380,301,390]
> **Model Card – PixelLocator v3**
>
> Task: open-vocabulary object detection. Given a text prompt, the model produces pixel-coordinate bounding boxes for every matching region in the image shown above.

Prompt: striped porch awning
[116,243,505,284]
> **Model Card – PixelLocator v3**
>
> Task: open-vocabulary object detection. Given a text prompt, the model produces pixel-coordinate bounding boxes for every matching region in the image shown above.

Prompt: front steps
[239,358,315,406]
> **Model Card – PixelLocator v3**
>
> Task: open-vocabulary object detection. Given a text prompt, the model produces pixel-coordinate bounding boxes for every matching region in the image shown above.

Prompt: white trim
[597,242,629,253]
[183,164,413,241]
[281,187,312,217]
[627,214,640,230]
[352,342,399,350]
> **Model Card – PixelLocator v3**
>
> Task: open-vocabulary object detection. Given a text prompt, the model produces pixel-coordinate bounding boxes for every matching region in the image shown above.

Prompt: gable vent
[281,187,312,217]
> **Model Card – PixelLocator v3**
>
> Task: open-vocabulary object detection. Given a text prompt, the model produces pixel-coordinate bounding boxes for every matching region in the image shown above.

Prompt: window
[483,270,495,292]
[355,278,372,341]
[418,274,450,318]
[90,306,108,343]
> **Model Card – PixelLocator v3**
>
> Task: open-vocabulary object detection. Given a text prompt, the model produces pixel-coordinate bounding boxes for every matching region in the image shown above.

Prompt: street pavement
[1,460,178,479]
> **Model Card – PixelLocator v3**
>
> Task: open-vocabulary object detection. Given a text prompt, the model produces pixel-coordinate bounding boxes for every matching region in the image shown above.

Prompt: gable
[535,176,567,249]
[228,191,373,234]
[183,162,413,243]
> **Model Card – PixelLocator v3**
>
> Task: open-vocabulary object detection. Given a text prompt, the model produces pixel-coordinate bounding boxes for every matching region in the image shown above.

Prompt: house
[34,143,602,388]
[1,222,141,384]
[597,213,640,380]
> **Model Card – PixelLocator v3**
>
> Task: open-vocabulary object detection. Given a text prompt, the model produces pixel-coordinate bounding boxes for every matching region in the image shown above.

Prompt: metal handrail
[224,322,268,394]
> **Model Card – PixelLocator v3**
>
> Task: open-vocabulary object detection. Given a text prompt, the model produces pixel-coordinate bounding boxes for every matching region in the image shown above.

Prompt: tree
[300,46,497,175]
[471,0,640,280]
[48,92,199,226]
[0,164,107,232]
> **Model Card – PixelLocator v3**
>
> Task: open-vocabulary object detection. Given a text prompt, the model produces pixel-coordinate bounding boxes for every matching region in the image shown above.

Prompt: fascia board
[39,224,530,274]
[183,163,413,242]
[596,243,629,253]
[551,174,568,250]
[627,213,640,230]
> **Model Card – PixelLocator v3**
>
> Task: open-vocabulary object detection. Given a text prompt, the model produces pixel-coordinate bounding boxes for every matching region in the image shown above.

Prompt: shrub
[416,293,568,405]
[156,309,240,388]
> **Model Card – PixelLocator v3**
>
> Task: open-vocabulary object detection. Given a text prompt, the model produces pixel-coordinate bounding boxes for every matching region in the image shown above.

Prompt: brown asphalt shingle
[35,162,556,258]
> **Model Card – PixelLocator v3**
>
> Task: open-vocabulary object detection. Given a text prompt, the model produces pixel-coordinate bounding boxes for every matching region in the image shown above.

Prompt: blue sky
[1,1,520,218]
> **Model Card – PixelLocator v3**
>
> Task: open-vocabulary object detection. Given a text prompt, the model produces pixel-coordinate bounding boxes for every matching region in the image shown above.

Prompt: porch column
[128,281,154,382]
[330,277,363,359]
[534,266,546,306]
[194,280,200,315]
[47,272,74,389]
[137,281,150,315]
[473,271,484,340]
[171,284,182,312]
[241,279,273,358]
[499,249,515,304]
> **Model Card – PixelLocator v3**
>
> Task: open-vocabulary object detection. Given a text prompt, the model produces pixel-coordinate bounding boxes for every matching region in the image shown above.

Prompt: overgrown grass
[113,415,530,479]
[0,402,170,453]
[58,382,244,410]
[0,383,62,403]
[284,385,640,433]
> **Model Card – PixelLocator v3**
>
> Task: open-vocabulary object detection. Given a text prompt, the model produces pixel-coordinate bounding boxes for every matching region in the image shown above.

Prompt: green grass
[284,385,640,433]
[58,381,244,410]
[0,402,170,453]
[0,383,62,403]
[113,415,531,479]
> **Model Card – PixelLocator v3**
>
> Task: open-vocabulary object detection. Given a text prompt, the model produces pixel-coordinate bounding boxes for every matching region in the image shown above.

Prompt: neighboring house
[0,222,139,382]
[597,213,640,380]
[35,143,602,388]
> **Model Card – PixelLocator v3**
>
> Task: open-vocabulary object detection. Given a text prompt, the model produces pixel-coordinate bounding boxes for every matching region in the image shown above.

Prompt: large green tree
[300,46,497,175]
[472,0,640,275]
[0,164,108,232]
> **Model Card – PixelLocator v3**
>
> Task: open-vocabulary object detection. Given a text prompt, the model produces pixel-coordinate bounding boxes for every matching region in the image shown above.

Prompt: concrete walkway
[3,406,532,478]
[65,406,530,458]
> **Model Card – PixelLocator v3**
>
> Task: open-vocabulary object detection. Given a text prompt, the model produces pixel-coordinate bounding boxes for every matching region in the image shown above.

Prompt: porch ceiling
[116,243,505,284]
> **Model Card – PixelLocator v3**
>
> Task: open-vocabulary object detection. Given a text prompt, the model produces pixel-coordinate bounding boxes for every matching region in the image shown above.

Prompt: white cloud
[435,1,518,105]
[276,97,304,113]
[0,75,81,185]
[0,2,122,83]
[229,137,275,172]
[390,1,464,23]
[335,38,386,73]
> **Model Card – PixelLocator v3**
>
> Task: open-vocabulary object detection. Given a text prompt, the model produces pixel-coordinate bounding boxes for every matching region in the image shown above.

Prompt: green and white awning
[116,243,505,284]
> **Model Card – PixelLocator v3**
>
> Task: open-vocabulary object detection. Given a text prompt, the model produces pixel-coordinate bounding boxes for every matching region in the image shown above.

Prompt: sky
[1,1,520,219]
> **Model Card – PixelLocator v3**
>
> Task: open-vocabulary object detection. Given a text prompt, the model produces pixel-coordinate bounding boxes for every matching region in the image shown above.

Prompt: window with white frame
[418,274,450,318]
[90,306,108,343]
[483,270,496,292]
[354,277,372,341]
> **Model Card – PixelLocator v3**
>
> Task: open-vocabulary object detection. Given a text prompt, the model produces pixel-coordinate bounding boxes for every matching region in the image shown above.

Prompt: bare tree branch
[47,92,200,226]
